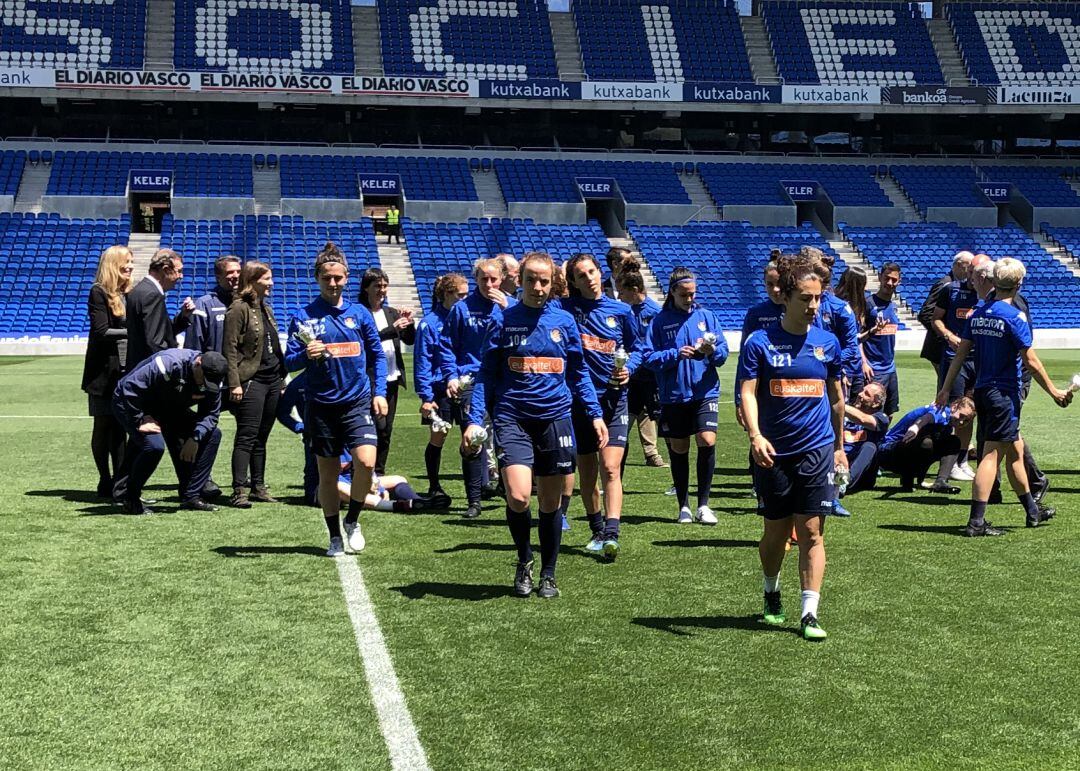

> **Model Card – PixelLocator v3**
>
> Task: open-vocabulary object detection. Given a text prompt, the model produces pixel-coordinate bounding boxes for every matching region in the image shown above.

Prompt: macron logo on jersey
[769,379,825,398]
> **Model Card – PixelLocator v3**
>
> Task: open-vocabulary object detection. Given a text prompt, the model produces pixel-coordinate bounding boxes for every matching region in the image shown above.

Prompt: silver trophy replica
[454,373,475,402]
[1070,373,1080,393]
[697,331,718,353]
[834,465,850,495]
[466,425,488,449]
[612,345,629,372]
[294,320,332,361]
[427,407,452,434]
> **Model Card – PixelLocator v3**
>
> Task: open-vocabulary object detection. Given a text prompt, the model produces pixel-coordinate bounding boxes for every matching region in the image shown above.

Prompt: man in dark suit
[125,249,194,369]
[918,251,972,372]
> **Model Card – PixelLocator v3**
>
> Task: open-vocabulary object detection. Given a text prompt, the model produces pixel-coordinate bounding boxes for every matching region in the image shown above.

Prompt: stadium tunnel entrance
[360,173,404,239]
[577,176,626,236]
[128,169,172,233]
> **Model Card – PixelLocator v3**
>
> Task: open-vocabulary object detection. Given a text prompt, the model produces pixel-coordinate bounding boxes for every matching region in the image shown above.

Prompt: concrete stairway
[471,169,508,219]
[13,163,50,212]
[253,167,282,215]
[549,11,586,82]
[740,15,779,82]
[352,6,383,76]
[128,233,162,281]
[876,174,923,222]
[679,172,721,221]
[927,19,969,85]
[1033,231,1080,279]
[144,0,175,71]
[377,242,421,310]
[828,236,920,325]
[607,235,664,303]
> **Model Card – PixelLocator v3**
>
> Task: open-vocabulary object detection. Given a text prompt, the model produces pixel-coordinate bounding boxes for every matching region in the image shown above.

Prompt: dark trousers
[114,417,222,504]
[230,377,282,489]
[879,426,960,488]
[373,379,401,475]
[845,442,880,495]
[387,223,401,244]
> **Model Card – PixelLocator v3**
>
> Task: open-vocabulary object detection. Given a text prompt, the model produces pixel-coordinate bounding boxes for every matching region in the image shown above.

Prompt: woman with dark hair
[359,267,415,474]
[466,252,605,598]
[285,243,387,556]
[834,265,874,394]
[641,267,729,525]
[739,251,846,641]
[413,272,468,505]
[562,252,639,559]
[222,260,286,508]
[82,244,134,498]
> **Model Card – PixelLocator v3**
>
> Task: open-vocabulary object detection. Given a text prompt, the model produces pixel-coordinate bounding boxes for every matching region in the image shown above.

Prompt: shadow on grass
[440,518,505,528]
[26,488,107,504]
[391,582,514,601]
[652,538,758,549]
[877,523,1015,537]
[877,495,964,507]
[433,542,516,554]
[562,545,610,563]
[632,614,796,637]
[213,545,327,558]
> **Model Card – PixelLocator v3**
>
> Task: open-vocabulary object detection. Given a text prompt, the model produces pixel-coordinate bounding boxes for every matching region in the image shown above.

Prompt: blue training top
[413,303,449,402]
[843,410,890,454]
[863,291,900,375]
[936,280,979,363]
[627,296,662,384]
[814,292,861,379]
[735,299,785,407]
[881,404,951,451]
[284,296,387,406]
[560,294,641,390]
[114,348,222,442]
[961,299,1032,393]
[469,301,602,425]
[641,304,729,405]
[438,290,512,384]
[738,325,841,457]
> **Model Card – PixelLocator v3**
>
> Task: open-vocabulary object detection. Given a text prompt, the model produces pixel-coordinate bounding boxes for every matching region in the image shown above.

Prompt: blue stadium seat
[699,163,891,208]
[0,0,147,69]
[279,155,477,200]
[494,159,689,205]
[889,165,991,216]
[46,151,254,197]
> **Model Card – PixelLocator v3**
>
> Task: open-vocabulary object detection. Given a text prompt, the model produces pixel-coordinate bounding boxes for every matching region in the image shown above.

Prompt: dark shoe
[513,560,533,597]
[963,520,1005,537]
[121,498,153,515]
[537,575,560,599]
[201,482,223,500]
[416,491,452,510]
[927,481,961,495]
[480,480,500,500]
[1032,478,1050,504]
[181,497,218,512]
[249,486,278,503]
[1027,505,1055,528]
[96,478,112,499]
[464,503,482,519]
[762,591,785,625]
[230,487,252,509]
[899,477,915,493]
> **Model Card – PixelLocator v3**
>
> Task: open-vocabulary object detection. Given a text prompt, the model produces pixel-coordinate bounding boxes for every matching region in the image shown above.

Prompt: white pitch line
[334,555,431,771]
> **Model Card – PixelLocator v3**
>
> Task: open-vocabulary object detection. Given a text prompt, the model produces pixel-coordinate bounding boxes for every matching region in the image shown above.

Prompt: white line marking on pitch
[335,554,431,771]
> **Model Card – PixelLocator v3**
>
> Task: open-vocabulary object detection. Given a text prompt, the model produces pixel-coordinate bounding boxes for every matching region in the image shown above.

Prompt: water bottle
[466,426,488,449]
[1070,373,1080,393]
[455,373,474,402]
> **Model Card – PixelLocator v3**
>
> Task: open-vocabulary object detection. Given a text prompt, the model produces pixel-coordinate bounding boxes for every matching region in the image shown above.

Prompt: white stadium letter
[409,0,526,80]
[976,10,1080,84]
[640,5,682,83]
[195,0,335,72]
[0,0,113,67]
[802,8,914,86]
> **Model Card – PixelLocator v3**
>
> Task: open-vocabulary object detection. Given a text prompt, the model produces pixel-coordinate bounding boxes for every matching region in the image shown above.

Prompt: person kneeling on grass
[876,398,974,494]
[833,381,890,517]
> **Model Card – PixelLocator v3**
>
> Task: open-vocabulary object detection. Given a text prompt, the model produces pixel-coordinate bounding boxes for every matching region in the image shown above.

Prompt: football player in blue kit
[616,269,667,470]
[739,252,847,641]
[735,259,784,429]
[284,243,387,557]
[859,262,903,416]
[641,267,729,525]
[562,253,640,560]
[466,252,606,599]
[800,247,862,396]
[413,272,468,507]
[439,258,513,519]
[936,258,1072,536]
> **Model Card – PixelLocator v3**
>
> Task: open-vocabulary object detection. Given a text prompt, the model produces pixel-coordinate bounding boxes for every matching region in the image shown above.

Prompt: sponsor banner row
[3,68,1080,107]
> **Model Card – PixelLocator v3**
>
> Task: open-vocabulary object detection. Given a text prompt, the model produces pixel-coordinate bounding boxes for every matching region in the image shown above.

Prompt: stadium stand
[0,0,147,69]
[173,0,355,73]
[845,223,1080,327]
[158,214,380,313]
[762,1,943,85]
[378,0,558,80]
[403,218,610,303]
[947,2,1080,85]
[889,165,991,217]
[46,152,253,198]
[981,166,1080,207]
[698,162,892,208]
[573,0,752,82]
[494,159,690,204]
[279,155,477,200]
[629,221,846,328]
[0,151,26,197]
[0,213,130,336]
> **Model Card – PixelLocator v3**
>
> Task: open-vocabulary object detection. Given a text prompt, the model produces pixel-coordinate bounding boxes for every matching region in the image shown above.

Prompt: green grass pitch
[1,352,1078,770]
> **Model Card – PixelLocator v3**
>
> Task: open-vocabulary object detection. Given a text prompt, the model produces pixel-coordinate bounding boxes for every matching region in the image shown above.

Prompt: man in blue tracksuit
[111,348,227,515]
[641,267,728,525]
[438,257,514,519]
[184,256,241,354]
[275,370,318,506]
[284,244,387,556]
[414,273,467,505]
[466,252,604,599]
[562,253,640,559]
[859,262,902,416]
